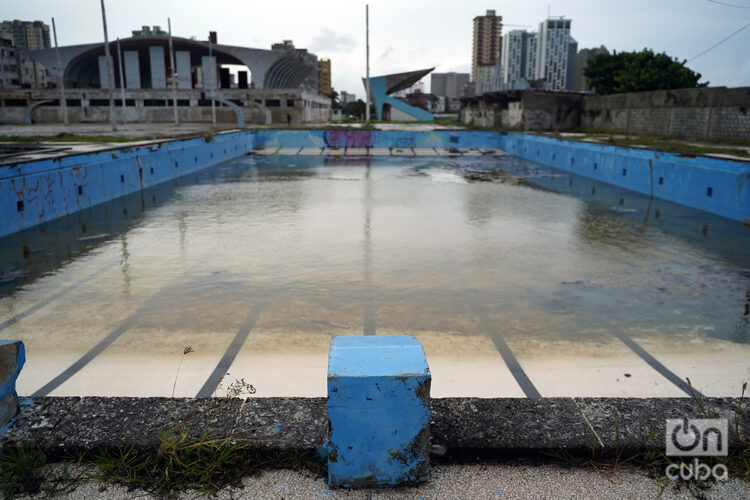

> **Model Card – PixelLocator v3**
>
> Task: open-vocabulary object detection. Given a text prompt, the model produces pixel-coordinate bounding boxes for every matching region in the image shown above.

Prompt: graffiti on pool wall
[324,130,374,149]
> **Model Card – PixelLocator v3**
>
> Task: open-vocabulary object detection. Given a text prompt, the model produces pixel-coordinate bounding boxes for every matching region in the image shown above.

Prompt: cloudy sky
[7,0,750,98]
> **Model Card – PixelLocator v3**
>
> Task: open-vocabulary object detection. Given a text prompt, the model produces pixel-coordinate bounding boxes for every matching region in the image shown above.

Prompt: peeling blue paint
[0,340,25,433]
[327,335,431,488]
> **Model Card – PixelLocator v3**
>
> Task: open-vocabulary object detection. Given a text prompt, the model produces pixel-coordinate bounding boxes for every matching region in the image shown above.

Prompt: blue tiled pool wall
[2,129,748,238]
[498,133,750,224]
[1,131,253,238]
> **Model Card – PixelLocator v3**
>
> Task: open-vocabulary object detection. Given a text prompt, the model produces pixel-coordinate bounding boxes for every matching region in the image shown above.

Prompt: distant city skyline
[4,0,749,99]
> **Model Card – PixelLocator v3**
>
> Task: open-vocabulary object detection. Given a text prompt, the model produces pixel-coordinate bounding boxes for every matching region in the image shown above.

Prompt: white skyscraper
[535,17,577,90]
[500,30,538,89]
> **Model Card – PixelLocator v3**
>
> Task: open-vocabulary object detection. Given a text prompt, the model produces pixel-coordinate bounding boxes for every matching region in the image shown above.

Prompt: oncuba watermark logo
[665,418,729,481]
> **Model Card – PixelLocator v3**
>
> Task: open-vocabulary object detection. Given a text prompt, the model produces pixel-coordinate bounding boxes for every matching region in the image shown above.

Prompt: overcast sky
[6,0,750,98]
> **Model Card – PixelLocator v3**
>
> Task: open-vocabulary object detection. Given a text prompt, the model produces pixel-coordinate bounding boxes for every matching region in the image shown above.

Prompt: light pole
[51,17,68,125]
[168,18,178,126]
[99,0,117,131]
[365,4,371,123]
[116,38,126,117]
[209,33,215,126]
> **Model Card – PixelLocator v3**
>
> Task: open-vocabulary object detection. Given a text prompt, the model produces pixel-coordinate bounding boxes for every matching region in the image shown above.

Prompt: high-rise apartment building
[472,10,502,84]
[535,17,577,90]
[318,58,331,96]
[500,30,540,89]
[431,72,470,99]
[0,20,51,49]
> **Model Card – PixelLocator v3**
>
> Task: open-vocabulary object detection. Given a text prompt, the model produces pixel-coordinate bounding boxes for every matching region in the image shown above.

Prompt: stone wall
[582,87,750,140]
[460,91,582,131]
[460,86,750,141]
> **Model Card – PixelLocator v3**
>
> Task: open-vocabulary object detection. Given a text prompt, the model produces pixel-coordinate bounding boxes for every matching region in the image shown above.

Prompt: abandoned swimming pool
[1,148,748,399]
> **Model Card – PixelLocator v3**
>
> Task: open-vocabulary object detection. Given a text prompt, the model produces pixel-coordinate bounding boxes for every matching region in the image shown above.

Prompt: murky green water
[1,154,749,397]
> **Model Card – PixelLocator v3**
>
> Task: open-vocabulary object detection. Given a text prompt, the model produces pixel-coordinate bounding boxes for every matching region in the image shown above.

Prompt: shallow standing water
[1,153,749,398]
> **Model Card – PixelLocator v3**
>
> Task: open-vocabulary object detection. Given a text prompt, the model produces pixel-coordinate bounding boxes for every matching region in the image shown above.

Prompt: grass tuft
[0,444,47,499]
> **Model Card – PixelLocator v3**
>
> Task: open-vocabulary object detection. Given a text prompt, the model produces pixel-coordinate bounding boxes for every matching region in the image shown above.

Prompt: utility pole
[99,0,117,131]
[208,33,216,126]
[116,38,126,117]
[52,17,68,125]
[365,4,371,123]
[168,18,178,126]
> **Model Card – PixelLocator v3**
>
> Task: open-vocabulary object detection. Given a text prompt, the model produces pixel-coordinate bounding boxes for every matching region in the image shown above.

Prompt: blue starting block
[0,340,25,430]
[327,335,431,488]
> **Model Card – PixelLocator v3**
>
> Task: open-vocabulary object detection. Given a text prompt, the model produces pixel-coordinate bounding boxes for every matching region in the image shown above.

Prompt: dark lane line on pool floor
[476,311,542,399]
[363,305,376,335]
[31,271,202,398]
[608,324,705,398]
[0,264,114,332]
[196,303,264,398]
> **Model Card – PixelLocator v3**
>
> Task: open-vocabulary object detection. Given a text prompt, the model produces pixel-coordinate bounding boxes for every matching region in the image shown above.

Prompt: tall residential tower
[0,20,51,49]
[471,10,502,85]
[500,30,538,89]
[535,17,577,90]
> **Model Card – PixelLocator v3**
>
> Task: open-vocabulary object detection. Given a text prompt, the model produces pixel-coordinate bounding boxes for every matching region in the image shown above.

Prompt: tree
[327,89,342,109]
[343,99,366,119]
[584,49,708,95]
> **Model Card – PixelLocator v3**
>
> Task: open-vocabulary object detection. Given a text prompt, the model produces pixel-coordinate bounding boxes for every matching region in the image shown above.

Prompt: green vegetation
[536,130,750,160]
[550,380,749,490]
[603,135,750,159]
[584,49,707,95]
[692,381,750,481]
[0,444,47,499]
[83,433,321,496]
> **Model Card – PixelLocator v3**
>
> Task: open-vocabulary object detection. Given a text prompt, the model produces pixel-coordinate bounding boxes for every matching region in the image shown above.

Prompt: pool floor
[1,154,749,398]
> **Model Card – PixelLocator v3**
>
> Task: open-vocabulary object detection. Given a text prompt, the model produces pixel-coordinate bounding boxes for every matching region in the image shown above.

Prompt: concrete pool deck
[3,396,748,459]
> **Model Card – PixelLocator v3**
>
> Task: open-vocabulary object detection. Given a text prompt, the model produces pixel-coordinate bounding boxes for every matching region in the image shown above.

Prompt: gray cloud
[309,27,356,53]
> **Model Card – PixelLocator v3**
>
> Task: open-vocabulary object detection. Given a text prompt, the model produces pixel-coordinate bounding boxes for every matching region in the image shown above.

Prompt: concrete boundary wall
[582,87,750,141]
[499,133,750,223]
[460,87,750,140]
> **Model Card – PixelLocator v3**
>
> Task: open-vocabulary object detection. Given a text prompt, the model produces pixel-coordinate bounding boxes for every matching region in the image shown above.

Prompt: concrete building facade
[526,33,538,81]
[4,35,331,124]
[0,38,19,88]
[535,17,577,91]
[431,72,469,99]
[472,10,502,84]
[0,20,51,50]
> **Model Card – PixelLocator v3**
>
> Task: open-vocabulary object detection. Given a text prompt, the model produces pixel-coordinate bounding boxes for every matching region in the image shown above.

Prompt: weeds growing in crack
[171,345,194,398]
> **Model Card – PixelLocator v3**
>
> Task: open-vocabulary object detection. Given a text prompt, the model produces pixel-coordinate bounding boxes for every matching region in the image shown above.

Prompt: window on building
[265,99,280,107]
[286,99,295,107]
